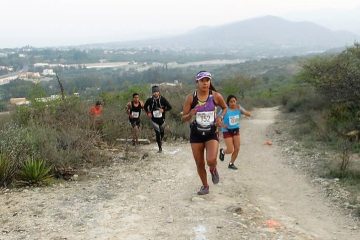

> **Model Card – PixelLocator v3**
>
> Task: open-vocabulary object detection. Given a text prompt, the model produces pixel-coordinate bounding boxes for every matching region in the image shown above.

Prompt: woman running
[219,95,251,170]
[182,71,227,195]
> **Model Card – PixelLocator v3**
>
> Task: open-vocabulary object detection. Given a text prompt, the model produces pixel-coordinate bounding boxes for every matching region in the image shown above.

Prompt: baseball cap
[196,71,212,81]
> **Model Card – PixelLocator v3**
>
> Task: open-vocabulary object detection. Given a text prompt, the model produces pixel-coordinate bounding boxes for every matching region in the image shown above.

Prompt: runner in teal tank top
[219,95,251,170]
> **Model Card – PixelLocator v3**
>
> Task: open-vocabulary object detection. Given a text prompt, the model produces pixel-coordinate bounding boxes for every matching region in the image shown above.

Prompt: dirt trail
[1,107,359,240]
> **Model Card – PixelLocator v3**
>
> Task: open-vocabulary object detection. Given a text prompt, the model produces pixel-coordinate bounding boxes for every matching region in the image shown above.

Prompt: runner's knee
[225,146,234,154]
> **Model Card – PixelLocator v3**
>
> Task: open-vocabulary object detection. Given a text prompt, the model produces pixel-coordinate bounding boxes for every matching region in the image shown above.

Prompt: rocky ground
[0,107,359,240]
[269,109,360,219]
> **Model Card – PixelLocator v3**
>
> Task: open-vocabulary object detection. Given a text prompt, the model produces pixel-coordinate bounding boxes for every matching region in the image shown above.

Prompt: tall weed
[0,153,17,187]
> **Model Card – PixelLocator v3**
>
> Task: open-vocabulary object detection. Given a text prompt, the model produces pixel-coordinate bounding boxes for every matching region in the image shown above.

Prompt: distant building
[35,95,61,103]
[150,80,182,88]
[159,80,182,87]
[34,63,49,68]
[9,98,30,106]
[19,72,41,80]
[42,69,56,76]
[149,80,182,96]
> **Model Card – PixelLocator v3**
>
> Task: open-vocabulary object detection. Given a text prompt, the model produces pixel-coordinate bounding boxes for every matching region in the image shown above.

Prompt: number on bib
[153,110,162,118]
[196,111,215,126]
[229,115,240,126]
[131,112,139,118]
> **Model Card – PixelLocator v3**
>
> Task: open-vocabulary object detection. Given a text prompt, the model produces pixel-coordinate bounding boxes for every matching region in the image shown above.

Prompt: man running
[126,93,144,145]
[144,85,172,153]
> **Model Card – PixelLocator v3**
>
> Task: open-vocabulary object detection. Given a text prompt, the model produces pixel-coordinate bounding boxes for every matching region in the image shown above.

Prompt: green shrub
[0,123,35,163]
[0,112,11,128]
[18,158,52,186]
[1,97,107,176]
[13,104,36,126]
[166,119,190,140]
[0,153,17,187]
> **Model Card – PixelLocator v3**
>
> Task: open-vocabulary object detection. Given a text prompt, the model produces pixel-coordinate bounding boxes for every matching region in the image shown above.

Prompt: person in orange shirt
[89,101,103,132]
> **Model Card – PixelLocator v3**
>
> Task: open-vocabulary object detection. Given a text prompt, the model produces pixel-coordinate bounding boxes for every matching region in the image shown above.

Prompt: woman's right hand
[189,109,197,117]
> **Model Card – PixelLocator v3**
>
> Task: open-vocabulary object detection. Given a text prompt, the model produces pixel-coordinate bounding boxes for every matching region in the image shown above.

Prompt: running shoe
[197,185,209,195]
[210,168,219,184]
[219,148,225,161]
[228,163,238,170]
[157,147,162,153]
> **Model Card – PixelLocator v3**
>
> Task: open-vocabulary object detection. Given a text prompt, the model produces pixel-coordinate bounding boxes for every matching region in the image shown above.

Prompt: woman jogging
[182,71,227,195]
[219,94,251,169]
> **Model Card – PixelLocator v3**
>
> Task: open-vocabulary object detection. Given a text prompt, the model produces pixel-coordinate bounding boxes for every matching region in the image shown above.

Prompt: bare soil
[1,107,359,240]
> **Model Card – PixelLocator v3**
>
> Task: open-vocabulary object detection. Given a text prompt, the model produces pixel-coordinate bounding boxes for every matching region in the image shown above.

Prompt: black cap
[152,85,160,93]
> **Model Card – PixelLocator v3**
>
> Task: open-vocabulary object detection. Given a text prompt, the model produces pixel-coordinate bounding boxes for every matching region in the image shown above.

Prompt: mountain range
[83,16,359,57]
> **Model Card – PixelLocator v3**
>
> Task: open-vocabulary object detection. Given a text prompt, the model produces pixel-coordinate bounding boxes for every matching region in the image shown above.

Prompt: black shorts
[189,125,219,143]
[129,119,140,128]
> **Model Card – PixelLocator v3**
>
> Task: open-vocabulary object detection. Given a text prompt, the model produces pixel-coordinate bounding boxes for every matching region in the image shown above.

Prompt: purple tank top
[191,91,216,112]
[192,91,216,126]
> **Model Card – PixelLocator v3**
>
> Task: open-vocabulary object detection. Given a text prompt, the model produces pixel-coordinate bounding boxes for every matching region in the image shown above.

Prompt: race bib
[196,111,215,126]
[153,110,162,118]
[229,115,240,126]
[131,111,139,118]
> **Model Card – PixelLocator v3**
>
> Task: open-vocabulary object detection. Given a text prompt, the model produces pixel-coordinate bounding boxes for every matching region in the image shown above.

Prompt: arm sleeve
[162,97,172,111]
[143,98,151,113]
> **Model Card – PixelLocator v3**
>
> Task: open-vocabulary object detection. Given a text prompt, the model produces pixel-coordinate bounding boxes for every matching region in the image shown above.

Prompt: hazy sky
[1,0,360,48]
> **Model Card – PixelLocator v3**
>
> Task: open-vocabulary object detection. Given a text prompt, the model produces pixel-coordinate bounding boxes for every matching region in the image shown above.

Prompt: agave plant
[18,158,52,185]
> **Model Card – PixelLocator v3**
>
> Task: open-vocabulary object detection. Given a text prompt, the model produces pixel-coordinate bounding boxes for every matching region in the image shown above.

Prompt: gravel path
[1,107,359,240]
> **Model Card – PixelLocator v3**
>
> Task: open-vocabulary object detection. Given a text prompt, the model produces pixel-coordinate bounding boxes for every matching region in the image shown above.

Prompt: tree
[300,43,360,106]
[298,43,360,133]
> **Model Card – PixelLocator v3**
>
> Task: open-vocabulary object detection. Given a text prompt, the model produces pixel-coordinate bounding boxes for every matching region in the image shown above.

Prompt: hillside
[85,16,359,57]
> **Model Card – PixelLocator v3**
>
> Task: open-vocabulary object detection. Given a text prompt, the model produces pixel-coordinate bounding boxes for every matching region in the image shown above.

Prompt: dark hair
[209,83,216,92]
[133,93,139,98]
[95,100,102,106]
[196,70,217,91]
[226,95,237,105]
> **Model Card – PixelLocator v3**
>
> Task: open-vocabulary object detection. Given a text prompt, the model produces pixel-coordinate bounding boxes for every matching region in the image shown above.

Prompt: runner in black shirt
[144,86,172,153]
[126,93,144,145]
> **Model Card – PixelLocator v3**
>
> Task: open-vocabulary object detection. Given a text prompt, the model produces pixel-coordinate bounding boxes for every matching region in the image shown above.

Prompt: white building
[10,98,30,106]
[34,63,49,68]
[42,69,56,76]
